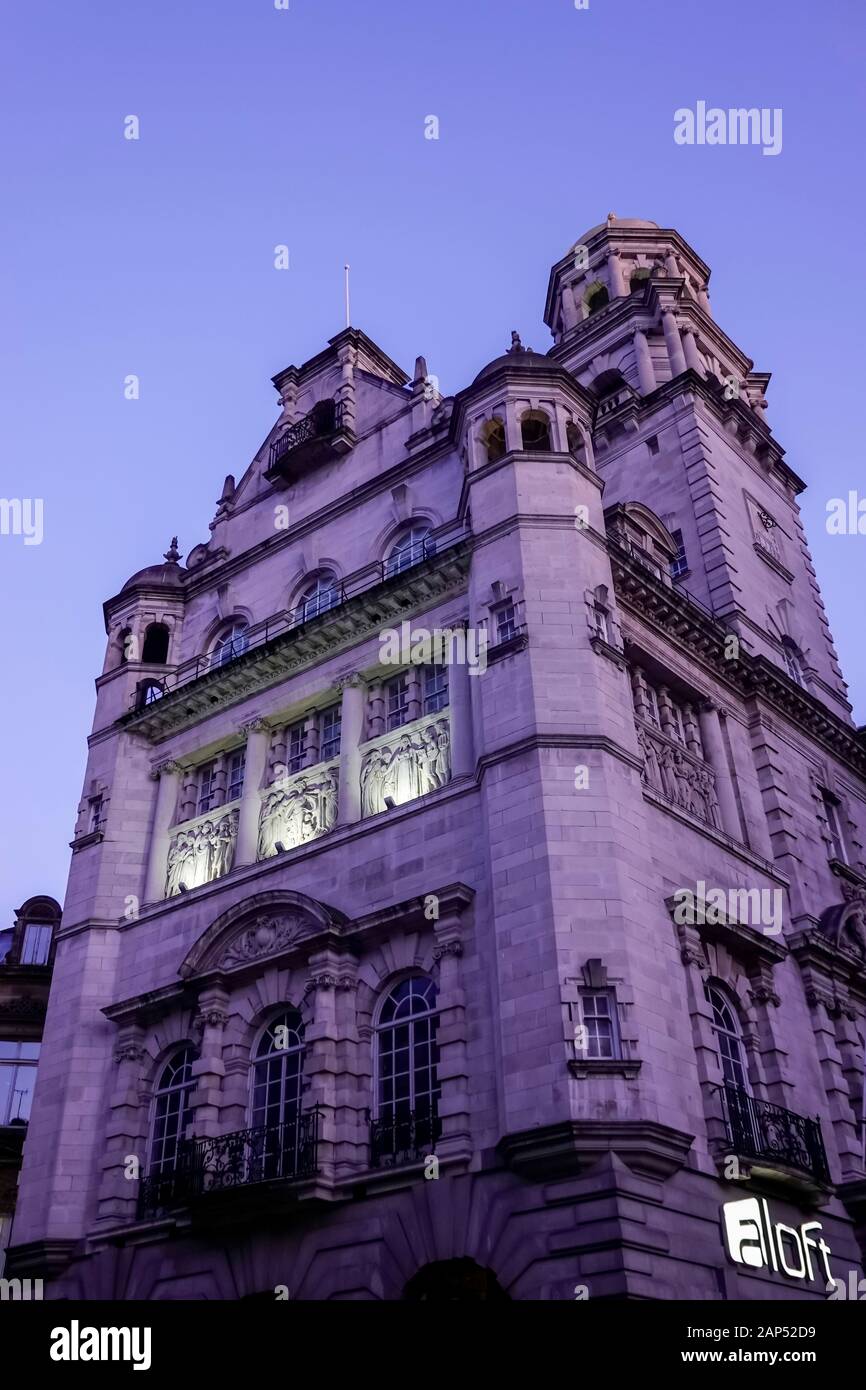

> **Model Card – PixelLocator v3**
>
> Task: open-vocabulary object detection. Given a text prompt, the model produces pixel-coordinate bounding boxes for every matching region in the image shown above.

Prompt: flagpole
[344,264,351,328]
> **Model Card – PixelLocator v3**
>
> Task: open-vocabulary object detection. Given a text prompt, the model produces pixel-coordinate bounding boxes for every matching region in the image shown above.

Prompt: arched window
[373,976,441,1165]
[520,410,552,452]
[705,983,749,1092]
[250,1010,306,1179]
[142,622,170,664]
[586,284,609,316]
[135,678,164,710]
[148,1046,198,1177]
[118,627,134,664]
[565,421,583,456]
[385,524,434,579]
[781,637,807,688]
[629,268,651,293]
[480,418,507,463]
[213,621,249,668]
[298,574,341,623]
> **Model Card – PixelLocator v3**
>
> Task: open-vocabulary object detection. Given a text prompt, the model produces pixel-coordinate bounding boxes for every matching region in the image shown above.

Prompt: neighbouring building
[0,895,61,1275]
[8,216,866,1300]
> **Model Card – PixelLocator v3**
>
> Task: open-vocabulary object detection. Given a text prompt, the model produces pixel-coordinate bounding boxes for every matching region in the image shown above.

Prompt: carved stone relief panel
[257,764,339,860]
[165,808,239,896]
[360,715,451,817]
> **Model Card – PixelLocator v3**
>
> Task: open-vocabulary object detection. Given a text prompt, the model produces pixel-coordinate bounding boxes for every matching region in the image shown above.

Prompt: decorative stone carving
[257,765,338,859]
[218,914,301,970]
[816,882,866,960]
[195,1008,229,1031]
[165,808,239,896]
[636,720,721,829]
[360,717,451,816]
[113,1043,147,1065]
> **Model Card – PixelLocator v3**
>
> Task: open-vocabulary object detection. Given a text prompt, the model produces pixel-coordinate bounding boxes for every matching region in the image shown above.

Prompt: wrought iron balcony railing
[268,399,346,475]
[721,1084,829,1184]
[136,1109,320,1220]
[369,1107,441,1168]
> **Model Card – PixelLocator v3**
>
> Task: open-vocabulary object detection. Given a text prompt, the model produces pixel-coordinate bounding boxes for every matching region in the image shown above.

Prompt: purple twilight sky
[1,0,864,926]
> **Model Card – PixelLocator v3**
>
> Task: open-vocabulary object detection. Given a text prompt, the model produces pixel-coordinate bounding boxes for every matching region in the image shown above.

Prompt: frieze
[165,808,239,896]
[636,719,721,829]
[257,766,338,859]
[360,717,451,816]
[218,914,302,971]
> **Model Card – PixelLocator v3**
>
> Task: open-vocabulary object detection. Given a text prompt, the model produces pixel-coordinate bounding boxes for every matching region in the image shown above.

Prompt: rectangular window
[320,705,342,761]
[644,685,661,728]
[287,721,307,775]
[581,992,620,1060]
[386,675,410,730]
[423,665,449,715]
[197,761,217,815]
[495,601,517,644]
[88,795,104,833]
[0,1041,40,1125]
[670,528,688,579]
[593,604,609,644]
[822,792,848,864]
[647,434,660,456]
[21,924,52,966]
[227,749,245,803]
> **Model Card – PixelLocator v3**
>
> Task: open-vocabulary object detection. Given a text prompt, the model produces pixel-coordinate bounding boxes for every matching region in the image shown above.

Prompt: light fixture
[384,796,396,810]
[275,840,286,853]
[178,883,188,894]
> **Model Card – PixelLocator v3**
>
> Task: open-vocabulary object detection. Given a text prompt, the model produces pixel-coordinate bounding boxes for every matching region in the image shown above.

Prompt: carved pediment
[817,884,866,962]
[179,890,347,979]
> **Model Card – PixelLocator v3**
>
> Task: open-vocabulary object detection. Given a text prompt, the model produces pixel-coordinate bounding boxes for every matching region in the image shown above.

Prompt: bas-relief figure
[360,717,451,816]
[637,723,721,829]
[257,767,338,859]
[165,808,239,896]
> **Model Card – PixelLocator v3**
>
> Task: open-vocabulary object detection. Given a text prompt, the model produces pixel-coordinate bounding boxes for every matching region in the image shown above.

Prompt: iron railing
[126,518,468,711]
[369,1107,441,1168]
[136,1108,320,1220]
[721,1084,829,1184]
[268,399,345,471]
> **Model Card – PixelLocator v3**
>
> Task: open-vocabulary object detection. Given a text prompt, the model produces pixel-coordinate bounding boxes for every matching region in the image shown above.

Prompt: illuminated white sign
[722,1197,832,1284]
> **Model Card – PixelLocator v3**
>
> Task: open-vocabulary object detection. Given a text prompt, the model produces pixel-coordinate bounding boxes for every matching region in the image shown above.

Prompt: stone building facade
[9,216,866,1300]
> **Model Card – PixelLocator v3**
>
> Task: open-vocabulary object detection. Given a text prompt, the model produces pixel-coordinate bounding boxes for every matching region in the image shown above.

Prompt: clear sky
[1,0,864,926]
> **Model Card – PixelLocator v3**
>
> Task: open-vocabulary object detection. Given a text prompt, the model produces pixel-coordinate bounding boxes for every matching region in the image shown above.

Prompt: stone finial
[509,330,523,353]
[607,211,617,224]
[163,537,180,564]
[413,355,428,383]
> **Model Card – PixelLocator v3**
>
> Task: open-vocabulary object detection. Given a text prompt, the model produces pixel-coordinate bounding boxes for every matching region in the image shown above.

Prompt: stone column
[607,248,626,298]
[698,701,741,839]
[337,673,366,825]
[96,1031,149,1225]
[302,707,320,767]
[433,907,471,1160]
[235,719,270,866]
[662,309,687,377]
[189,989,229,1139]
[665,251,681,279]
[448,636,474,778]
[699,283,711,314]
[504,398,522,453]
[682,325,702,373]
[144,761,182,903]
[406,666,423,722]
[561,282,579,332]
[303,952,358,1180]
[633,327,656,395]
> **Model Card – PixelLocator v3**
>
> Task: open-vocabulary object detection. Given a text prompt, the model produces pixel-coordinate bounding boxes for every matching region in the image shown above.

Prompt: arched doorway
[403,1258,509,1301]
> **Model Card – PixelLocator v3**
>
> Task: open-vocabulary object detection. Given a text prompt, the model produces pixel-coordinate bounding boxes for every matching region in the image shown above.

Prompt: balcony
[369,1107,441,1168]
[721,1084,829,1187]
[136,1109,320,1221]
[264,399,354,486]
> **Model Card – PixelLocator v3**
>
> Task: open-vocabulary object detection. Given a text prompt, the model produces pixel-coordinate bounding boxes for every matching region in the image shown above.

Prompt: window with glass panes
[580,992,620,1059]
[386,675,410,730]
[670,529,688,578]
[89,795,104,833]
[821,792,848,863]
[495,601,516,643]
[376,977,440,1131]
[320,705,341,761]
[0,1040,40,1124]
[286,721,307,774]
[250,1012,306,1178]
[197,762,217,815]
[705,983,749,1091]
[423,665,448,715]
[593,604,609,643]
[148,1047,198,1175]
[21,923,52,965]
[227,749,245,802]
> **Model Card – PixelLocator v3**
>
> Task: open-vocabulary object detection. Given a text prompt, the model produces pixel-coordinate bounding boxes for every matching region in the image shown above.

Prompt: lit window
[197,762,217,816]
[495,601,517,644]
[0,1040,41,1125]
[423,666,448,715]
[147,1047,198,1177]
[821,792,848,864]
[385,526,433,578]
[286,721,307,775]
[374,977,440,1163]
[21,924,52,965]
[227,750,245,803]
[320,705,342,761]
[580,991,620,1060]
[670,528,688,579]
[299,575,340,623]
[386,675,411,730]
[706,983,749,1091]
[214,622,249,668]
